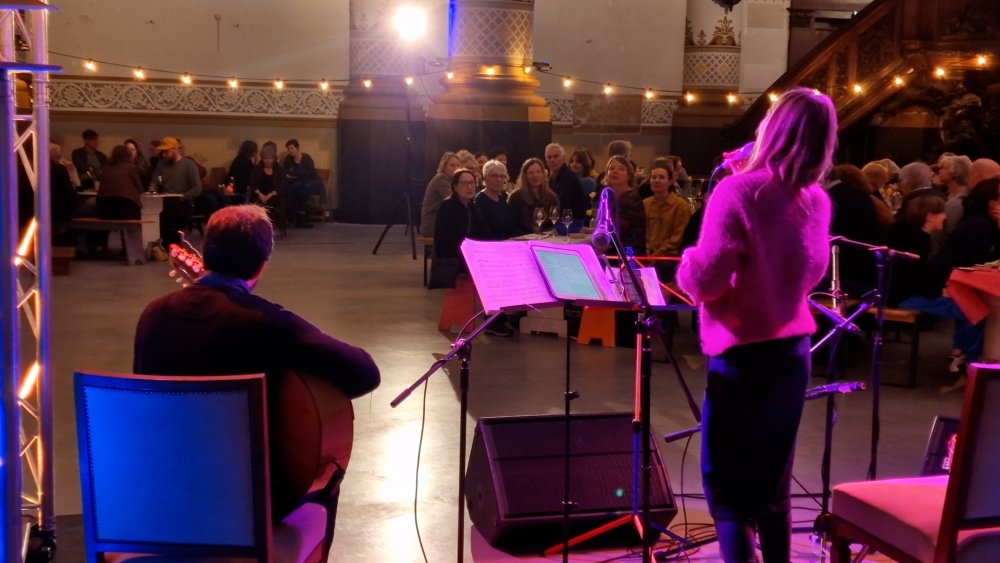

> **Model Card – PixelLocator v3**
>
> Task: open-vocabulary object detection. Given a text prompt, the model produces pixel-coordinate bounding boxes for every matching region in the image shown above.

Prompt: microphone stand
[828,236,914,482]
[391,310,504,563]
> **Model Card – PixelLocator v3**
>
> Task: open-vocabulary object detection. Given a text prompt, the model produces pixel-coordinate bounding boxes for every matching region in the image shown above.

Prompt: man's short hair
[899,162,932,190]
[203,205,274,280]
[545,143,565,157]
[607,140,632,158]
[482,159,507,177]
[285,139,300,149]
[82,129,99,140]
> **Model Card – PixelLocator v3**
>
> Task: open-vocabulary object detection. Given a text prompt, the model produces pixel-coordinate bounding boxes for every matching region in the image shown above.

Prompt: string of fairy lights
[51,51,993,106]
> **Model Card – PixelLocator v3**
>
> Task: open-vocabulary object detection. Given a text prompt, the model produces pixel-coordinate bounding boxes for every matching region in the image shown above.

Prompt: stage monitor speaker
[920,415,960,476]
[465,412,677,547]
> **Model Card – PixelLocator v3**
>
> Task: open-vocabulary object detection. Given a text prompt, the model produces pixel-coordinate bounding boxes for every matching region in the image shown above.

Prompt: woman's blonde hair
[604,155,636,189]
[743,87,838,189]
[437,151,459,174]
[513,157,558,206]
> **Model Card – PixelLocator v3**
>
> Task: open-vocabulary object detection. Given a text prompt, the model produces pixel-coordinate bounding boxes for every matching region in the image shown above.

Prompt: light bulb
[363,79,372,88]
[685,93,695,103]
[644,89,653,99]
[853,83,863,94]
[978,55,987,66]
[274,79,284,89]
[133,67,145,80]
[84,59,96,71]
[394,5,427,42]
[229,77,239,88]
[935,67,945,77]
[180,73,192,85]
[603,84,612,95]
[486,66,495,75]
[563,78,572,88]
[524,65,532,74]
[727,94,737,104]
[894,76,904,86]
[446,72,454,80]
[405,76,414,85]
[320,79,329,90]
[813,88,822,95]
[768,92,779,102]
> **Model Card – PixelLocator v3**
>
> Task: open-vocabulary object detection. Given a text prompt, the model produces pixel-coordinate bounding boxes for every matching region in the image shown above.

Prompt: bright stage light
[394,5,426,42]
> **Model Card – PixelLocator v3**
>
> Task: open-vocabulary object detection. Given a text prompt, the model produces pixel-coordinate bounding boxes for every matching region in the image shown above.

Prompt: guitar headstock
[167,243,204,287]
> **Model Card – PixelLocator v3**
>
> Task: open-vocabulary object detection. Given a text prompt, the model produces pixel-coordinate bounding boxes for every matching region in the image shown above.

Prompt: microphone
[809,298,861,334]
[722,142,754,174]
[805,381,866,401]
[592,187,614,248]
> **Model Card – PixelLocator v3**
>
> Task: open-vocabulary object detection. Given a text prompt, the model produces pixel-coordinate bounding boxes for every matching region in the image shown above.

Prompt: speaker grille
[485,415,672,517]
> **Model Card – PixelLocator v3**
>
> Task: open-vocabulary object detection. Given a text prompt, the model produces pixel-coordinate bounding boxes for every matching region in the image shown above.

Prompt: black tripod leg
[372,195,408,256]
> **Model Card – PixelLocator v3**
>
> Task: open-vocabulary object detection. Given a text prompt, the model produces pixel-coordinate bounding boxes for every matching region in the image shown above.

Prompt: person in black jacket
[545,143,589,221]
[433,169,485,260]
[827,165,882,292]
[71,129,107,190]
[898,179,1000,372]
[474,159,513,241]
[884,195,946,307]
[226,140,258,203]
[133,205,380,558]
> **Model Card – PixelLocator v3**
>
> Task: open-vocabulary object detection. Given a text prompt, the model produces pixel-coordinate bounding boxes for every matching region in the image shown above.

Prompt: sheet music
[461,239,561,313]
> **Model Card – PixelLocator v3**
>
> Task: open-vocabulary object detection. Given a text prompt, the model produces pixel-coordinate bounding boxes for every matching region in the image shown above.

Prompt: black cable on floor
[414,381,430,563]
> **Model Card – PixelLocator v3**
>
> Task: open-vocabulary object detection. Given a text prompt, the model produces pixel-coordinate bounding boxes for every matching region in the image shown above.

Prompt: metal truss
[0,1,58,562]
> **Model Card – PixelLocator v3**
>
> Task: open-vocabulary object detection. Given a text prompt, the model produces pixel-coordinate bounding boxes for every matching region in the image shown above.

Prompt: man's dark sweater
[550,165,589,220]
[134,274,380,519]
[828,182,881,288]
[474,190,513,241]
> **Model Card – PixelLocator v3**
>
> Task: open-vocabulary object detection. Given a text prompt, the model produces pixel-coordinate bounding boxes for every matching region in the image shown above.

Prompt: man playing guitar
[133,205,380,557]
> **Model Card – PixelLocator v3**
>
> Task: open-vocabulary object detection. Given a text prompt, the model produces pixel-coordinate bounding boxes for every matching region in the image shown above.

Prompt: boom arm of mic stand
[390,311,504,408]
[811,297,877,354]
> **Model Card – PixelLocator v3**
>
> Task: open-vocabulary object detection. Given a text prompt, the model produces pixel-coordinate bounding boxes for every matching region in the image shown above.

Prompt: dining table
[947,267,1000,362]
[78,190,183,249]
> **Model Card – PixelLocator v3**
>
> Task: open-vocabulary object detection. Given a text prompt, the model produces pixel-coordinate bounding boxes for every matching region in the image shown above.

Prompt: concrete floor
[46,223,963,562]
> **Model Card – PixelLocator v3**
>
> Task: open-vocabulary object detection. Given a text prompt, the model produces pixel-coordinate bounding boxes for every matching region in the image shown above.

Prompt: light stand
[371,75,418,260]
[391,310,503,563]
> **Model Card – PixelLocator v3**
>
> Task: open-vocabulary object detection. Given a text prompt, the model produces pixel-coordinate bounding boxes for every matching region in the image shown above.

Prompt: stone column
[672,0,745,174]
[426,0,550,175]
[337,0,425,224]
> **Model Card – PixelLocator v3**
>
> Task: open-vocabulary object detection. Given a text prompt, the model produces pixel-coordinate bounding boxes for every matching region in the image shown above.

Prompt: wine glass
[548,206,560,235]
[562,209,573,241]
[533,207,546,234]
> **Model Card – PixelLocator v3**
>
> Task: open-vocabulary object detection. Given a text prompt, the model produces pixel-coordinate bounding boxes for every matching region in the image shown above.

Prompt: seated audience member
[124,138,151,188]
[97,145,144,221]
[861,161,895,232]
[456,150,482,186]
[434,168,486,258]
[420,152,461,239]
[644,158,692,281]
[508,157,560,236]
[885,195,946,307]
[896,180,1000,373]
[956,158,1000,232]
[49,140,87,224]
[72,129,107,189]
[936,154,972,237]
[475,160,513,240]
[133,205,380,558]
[474,151,488,173]
[486,146,508,166]
[283,139,324,227]
[150,137,202,246]
[666,155,689,194]
[596,139,633,186]
[545,143,589,220]
[602,155,647,256]
[827,165,881,291]
[249,144,287,224]
[569,150,597,199]
[896,161,942,218]
[227,140,258,203]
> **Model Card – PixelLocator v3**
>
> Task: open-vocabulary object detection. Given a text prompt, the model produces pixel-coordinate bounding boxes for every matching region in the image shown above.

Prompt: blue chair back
[74,371,271,562]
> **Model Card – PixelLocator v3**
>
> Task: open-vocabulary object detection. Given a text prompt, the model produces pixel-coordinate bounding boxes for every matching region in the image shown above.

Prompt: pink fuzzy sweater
[676,170,832,357]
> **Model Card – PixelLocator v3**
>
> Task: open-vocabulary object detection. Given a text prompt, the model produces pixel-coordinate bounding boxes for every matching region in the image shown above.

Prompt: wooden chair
[74,371,327,563]
[828,363,1000,563]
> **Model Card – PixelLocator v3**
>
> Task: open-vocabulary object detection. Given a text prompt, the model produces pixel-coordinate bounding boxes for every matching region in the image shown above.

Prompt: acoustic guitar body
[270,371,354,512]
